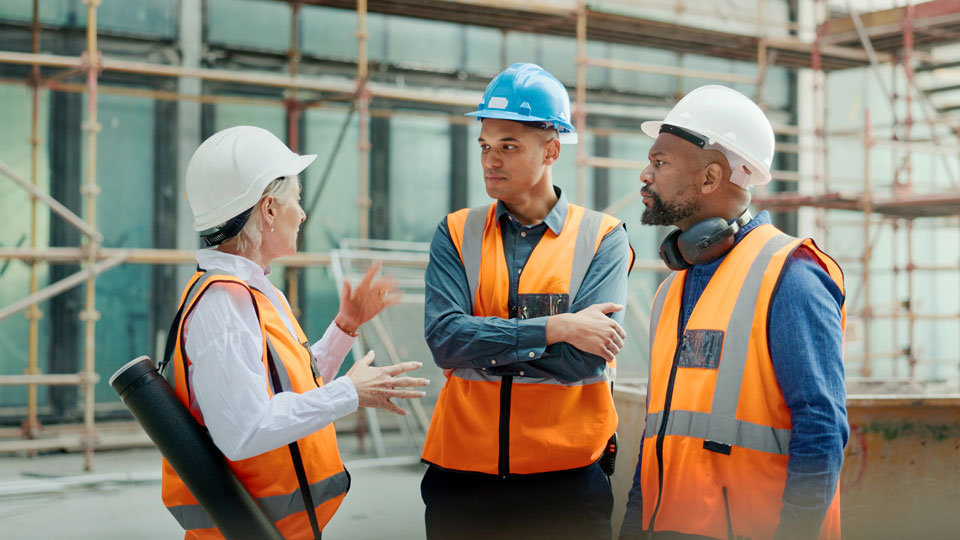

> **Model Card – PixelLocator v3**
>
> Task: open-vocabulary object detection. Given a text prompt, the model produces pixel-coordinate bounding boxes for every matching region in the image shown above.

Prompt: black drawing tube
[110,356,284,540]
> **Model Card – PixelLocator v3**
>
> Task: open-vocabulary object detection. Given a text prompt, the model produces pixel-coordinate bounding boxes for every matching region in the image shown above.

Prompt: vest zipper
[498,375,513,477]
[647,333,684,534]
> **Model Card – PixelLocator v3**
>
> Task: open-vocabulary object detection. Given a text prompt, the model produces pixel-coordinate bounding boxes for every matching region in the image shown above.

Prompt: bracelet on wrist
[334,318,359,337]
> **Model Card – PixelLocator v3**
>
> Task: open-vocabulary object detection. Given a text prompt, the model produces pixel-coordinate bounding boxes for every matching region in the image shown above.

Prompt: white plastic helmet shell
[186,126,316,231]
[641,85,775,188]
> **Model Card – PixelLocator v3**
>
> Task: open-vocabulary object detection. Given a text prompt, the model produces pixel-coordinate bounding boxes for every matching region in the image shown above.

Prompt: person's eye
[504,144,517,151]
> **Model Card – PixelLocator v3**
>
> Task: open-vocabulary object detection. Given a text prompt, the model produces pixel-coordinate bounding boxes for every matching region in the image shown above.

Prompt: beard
[640,187,698,226]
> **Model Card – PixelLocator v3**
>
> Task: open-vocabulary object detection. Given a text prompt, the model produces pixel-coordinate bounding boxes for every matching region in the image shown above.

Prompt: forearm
[191,331,359,461]
[311,321,357,383]
[770,251,848,539]
[426,312,547,369]
[774,439,844,540]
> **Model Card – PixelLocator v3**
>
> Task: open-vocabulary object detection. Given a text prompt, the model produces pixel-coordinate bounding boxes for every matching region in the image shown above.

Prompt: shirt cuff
[515,317,547,362]
[324,376,359,419]
[313,321,357,361]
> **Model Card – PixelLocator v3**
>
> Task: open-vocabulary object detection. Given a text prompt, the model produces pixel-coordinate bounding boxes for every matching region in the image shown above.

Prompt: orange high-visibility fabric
[642,224,843,540]
[422,202,621,475]
[162,272,347,540]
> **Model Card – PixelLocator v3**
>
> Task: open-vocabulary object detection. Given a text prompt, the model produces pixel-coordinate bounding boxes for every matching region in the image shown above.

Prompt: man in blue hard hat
[419,63,635,540]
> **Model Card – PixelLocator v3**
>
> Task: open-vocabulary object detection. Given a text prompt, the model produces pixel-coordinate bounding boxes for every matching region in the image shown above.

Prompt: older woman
[161,126,428,540]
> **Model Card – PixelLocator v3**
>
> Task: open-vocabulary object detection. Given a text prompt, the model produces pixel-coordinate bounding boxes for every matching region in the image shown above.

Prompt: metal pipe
[357,0,370,239]
[0,373,100,386]
[0,252,125,326]
[26,0,42,443]
[81,0,102,471]
[0,247,334,266]
[0,51,478,108]
[861,107,873,377]
[575,0,587,206]
[286,2,303,318]
[891,219,900,378]
[585,56,756,86]
[0,159,103,242]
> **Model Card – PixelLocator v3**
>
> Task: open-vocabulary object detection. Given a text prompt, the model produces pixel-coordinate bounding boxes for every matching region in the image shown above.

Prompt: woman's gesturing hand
[334,261,403,335]
[346,352,429,416]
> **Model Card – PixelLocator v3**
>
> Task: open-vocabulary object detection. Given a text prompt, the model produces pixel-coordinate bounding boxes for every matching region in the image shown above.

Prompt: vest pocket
[677,329,724,369]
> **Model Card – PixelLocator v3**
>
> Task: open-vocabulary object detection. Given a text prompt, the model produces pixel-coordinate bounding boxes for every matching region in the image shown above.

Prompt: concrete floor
[0,444,428,539]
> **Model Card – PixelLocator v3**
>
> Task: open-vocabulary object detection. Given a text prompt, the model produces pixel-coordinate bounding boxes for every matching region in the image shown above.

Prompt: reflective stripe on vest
[462,205,605,314]
[645,233,795,454]
[167,470,349,531]
[422,202,623,475]
[162,270,348,537]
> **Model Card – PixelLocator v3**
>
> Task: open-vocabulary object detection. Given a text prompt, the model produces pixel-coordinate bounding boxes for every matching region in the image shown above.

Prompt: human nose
[481,149,501,169]
[640,166,654,185]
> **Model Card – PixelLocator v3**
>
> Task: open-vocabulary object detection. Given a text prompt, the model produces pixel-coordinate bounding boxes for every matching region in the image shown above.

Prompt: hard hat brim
[466,109,576,135]
[192,152,317,231]
[640,121,771,186]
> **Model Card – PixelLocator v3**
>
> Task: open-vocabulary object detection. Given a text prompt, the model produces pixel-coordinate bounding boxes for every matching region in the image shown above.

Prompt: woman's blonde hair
[220,175,300,253]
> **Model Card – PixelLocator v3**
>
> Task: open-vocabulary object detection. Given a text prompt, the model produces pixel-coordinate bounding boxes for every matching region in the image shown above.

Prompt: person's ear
[543,138,561,165]
[701,162,724,195]
[260,196,277,230]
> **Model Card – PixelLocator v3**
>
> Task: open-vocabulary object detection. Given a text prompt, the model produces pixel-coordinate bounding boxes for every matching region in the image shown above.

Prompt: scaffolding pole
[357,0,370,240]
[575,0,587,206]
[80,0,102,472]
[861,108,873,377]
[24,0,43,446]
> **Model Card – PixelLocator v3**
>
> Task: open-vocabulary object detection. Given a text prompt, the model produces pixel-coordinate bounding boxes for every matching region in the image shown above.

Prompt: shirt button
[528,351,535,358]
[491,360,497,365]
[520,231,526,238]
[519,371,525,376]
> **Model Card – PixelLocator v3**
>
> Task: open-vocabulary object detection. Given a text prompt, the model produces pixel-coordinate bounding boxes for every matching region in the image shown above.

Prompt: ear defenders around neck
[659,209,753,271]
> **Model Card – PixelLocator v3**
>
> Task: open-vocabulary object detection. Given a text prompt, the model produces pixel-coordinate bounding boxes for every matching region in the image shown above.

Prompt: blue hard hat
[467,63,578,144]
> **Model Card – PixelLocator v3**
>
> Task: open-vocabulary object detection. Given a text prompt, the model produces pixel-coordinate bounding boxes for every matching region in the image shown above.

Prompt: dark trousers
[421,463,614,540]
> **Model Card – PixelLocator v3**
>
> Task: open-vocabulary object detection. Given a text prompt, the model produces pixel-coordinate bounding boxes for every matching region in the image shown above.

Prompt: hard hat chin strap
[200,206,254,247]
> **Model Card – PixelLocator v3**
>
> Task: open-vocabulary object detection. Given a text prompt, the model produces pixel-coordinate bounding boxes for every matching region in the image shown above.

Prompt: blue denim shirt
[423,187,630,383]
[620,211,848,540]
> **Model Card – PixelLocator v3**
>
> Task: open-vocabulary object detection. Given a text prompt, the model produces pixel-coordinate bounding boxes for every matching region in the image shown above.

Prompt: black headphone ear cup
[659,229,690,271]
[677,218,737,266]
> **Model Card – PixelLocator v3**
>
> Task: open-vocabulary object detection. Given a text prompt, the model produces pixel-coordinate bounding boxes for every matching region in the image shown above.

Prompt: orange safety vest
[421,202,628,476]
[641,224,844,540]
[161,270,349,540]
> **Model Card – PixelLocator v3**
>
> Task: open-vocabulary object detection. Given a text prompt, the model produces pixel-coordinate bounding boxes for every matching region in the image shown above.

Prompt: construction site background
[0,1,958,538]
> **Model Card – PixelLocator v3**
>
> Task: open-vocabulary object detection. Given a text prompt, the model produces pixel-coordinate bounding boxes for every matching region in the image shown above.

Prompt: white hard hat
[641,85,775,188]
[186,126,316,231]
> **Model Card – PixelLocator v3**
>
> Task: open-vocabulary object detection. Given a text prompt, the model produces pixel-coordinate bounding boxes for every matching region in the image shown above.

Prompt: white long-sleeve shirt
[182,249,358,461]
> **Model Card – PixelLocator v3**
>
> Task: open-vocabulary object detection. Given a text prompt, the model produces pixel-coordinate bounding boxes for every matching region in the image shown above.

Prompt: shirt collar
[734,209,771,243]
[195,249,272,281]
[495,186,568,235]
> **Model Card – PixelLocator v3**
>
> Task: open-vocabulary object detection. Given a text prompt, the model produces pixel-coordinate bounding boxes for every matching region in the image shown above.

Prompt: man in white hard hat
[419,63,635,540]
[160,125,429,539]
[619,86,847,540]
